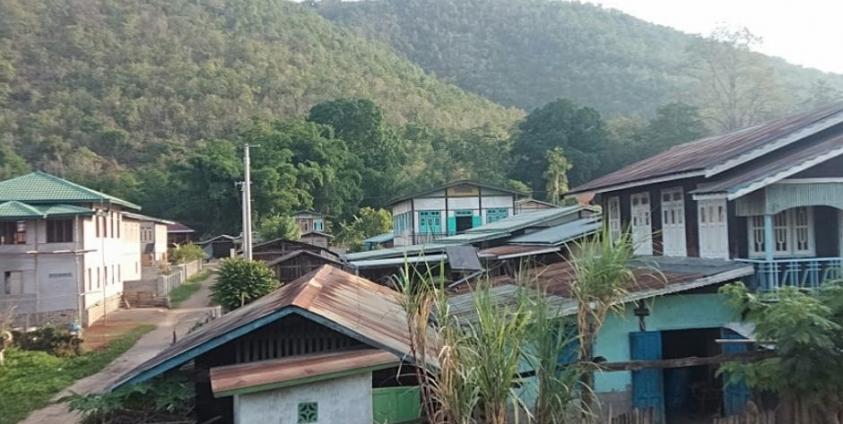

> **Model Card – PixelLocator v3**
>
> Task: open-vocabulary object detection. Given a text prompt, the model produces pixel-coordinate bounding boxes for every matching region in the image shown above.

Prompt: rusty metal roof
[210,349,399,397]
[112,265,424,389]
[569,103,843,194]
[265,249,344,267]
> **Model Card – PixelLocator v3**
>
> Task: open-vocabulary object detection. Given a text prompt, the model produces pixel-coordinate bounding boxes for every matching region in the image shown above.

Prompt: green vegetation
[336,207,392,251]
[257,215,301,242]
[317,0,843,117]
[0,325,154,424]
[169,243,205,264]
[69,374,194,424]
[212,258,278,311]
[168,270,212,307]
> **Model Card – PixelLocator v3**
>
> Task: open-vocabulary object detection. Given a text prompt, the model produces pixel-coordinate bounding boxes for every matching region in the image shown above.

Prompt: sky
[579,0,843,74]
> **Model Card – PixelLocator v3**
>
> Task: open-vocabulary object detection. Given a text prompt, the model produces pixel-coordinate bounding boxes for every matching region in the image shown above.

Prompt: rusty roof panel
[211,349,398,396]
[570,103,843,194]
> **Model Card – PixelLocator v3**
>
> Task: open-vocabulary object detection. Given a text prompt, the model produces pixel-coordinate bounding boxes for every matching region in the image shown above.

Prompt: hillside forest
[0,0,840,244]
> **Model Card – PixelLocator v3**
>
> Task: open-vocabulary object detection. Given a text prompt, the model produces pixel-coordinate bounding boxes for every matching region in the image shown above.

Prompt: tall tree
[510,99,610,196]
[544,147,571,206]
[634,102,709,159]
[686,27,785,131]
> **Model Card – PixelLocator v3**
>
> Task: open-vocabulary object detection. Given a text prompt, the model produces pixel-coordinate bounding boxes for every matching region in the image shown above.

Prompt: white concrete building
[387,180,523,246]
[0,172,143,327]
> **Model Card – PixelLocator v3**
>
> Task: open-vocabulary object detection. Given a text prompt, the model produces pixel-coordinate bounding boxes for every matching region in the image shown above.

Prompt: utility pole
[242,144,255,260]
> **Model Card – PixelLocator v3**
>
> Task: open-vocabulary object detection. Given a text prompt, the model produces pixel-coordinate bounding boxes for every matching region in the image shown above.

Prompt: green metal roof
[0,201,94,220]
[464,205,584,233]
[508,218,601,245]
[0,172,140,209]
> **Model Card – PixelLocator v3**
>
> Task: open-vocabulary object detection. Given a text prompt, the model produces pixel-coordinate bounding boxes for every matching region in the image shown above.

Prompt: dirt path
[20,269,219,424]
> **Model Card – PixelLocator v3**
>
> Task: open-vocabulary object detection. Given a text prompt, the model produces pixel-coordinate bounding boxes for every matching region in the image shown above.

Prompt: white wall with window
[748,207,814,258]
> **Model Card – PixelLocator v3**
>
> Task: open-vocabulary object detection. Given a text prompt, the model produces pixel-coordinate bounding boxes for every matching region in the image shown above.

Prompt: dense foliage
[212,258,279,310]
[316,0,843,117]
[169,243,206,264]
[257,215,301,241]
[69,374,195,424]
[0,0,518,182]
[335,207,392,251]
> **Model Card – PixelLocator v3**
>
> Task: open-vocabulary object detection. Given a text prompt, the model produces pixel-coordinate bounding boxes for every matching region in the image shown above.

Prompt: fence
[123,260,204,307]
[610,408,656,424]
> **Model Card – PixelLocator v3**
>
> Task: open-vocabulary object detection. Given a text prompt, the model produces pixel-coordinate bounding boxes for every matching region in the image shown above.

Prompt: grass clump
[0,324,154,424]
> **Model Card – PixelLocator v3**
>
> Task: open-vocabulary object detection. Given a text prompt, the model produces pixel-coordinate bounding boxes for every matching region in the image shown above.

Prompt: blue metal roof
[464,205,585,233]
[509,218,602,245]
[362,232,394,244]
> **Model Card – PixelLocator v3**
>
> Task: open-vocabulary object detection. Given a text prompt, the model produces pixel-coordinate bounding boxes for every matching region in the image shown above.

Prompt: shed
[250,237,337,263]
[300,230,332,249]
[198,234,239,259]
[266,250,345,284]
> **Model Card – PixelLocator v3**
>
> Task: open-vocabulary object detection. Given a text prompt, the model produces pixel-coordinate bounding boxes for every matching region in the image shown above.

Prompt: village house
[123,212,172,266]
[293,209,327,234]
[559,103,843,421]
[197,234,240,259]
[167,221,196,246]
[112,265,426,424]
[388,180,525,246]
[0,172,143,327]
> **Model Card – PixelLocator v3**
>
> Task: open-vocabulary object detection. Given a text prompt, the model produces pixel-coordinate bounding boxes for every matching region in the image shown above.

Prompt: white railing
[736,257,843,291]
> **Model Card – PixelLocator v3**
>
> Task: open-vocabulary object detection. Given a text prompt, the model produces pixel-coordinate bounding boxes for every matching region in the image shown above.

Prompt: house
[167,222,196,246]
[250,237,337,264]
[515,197,560,213]
[266,250,346,284]
[449,256,755,422]
[111,265,428,424]
[293,210,327,234]
[0,172,143,327]
[123,212,172,266]
[197,235,239,259]
[567,103,843,291]
[387,180,525,246]
[299,230,332,249]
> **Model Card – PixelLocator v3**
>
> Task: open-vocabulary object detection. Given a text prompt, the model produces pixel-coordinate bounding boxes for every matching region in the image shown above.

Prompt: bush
[211,258,279,310]
[169,243,205,264]
[13,326,82,357]
[68,373,194,424]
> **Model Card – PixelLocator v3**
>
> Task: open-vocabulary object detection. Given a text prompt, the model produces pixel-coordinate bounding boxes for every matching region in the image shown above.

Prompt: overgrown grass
[168,270,211,307]
[0,324,155,424]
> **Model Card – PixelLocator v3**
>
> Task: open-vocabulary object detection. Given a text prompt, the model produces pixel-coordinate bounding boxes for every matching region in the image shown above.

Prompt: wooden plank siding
[598,178,705,258]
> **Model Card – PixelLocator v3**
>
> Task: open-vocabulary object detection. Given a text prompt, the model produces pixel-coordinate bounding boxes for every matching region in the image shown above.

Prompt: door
[699,199,730,259]
[631,192,653,255]
[630,331,664,422]
[455,210,474,233]
[721,328,752,416]
[660,188,687,256]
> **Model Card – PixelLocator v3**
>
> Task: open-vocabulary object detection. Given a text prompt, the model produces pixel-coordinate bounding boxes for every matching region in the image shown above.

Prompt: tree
[544,147,572,206]
[257,215,300,241]
[0,144,28,180]
[510,99,611,195]
[803,79,843,109]
[211,258,279,311]
[686,27,786,131]
[336,207,392,251]
[633,102,709,159]
[720,283,843,421]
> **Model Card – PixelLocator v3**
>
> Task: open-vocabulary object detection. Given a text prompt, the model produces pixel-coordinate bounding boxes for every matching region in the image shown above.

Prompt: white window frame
[748,207,815,258]
[630,192,653,256]
[660,187,686,257]
[607,196,621,241]
[698,198,729,259]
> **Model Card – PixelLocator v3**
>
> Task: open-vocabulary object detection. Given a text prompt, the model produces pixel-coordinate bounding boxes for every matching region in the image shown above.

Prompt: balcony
[736,257,843,291]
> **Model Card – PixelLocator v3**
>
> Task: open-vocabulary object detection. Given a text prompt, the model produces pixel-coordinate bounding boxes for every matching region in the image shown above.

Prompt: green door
[373,387,421,423]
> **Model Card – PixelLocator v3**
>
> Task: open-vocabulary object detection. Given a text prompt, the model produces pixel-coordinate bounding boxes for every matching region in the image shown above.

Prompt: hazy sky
[579,0,843,74]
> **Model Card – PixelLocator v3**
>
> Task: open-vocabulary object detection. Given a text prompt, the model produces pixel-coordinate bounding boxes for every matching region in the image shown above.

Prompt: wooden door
[631,192,653,256]
[660,188,686,256]
[698,199,729,259]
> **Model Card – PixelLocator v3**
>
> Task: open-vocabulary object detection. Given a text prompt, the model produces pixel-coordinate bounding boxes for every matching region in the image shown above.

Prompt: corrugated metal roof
[122,212,175,225]
[112,265,428,389]
[387,179,526,206]
[448,256,754,320]
[166,222,195,233]
[351,254,448,269]
[693,129,843,196]
[0,171,140,209]
[0,201,95,220]
[508,218,601,245]
[477,244,561,259]
[445,246,482,271]
[362,232,394,244]
[265,250,343,267]
[464,206,585,233]
[345,242,453,261]
[569,103,843,194]
[211,349,398,397]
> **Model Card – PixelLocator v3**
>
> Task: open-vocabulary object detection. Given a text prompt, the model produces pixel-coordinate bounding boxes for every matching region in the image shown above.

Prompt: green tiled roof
[0,201,94,220]
[0,172,140,209]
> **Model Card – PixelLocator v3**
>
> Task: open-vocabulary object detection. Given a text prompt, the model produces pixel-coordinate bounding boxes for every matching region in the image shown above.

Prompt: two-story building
[0,172,143,327]
[568,103,843,291]
[387,180,524,246]
[124,212,172,266]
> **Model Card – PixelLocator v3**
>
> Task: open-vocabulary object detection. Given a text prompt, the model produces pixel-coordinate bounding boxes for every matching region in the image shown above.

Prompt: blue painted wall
[594,293,738,393]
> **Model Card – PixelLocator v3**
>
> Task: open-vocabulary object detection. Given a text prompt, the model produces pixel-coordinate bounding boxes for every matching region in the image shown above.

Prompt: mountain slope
[316,0,843,116]
[0,0,520,172]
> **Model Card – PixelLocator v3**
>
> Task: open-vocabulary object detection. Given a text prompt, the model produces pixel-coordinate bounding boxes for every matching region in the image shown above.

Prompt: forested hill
[315,0,843,116]
[0,0,519,174]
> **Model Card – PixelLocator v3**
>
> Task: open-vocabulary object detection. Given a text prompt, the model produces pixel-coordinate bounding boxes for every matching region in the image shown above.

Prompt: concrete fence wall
[123,260,205,308]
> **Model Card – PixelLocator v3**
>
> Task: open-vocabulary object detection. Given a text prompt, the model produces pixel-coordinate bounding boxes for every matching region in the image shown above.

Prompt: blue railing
[736,257,843,291]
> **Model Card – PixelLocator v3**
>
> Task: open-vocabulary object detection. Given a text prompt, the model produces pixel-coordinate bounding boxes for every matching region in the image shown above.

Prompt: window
[607,197,621,241]
[297,402,318,423]
[486,208,509,224]
[393,212,411,234]
[748,207,814,257]
[314,220,323,231]
[418,210,442,234]
[87,269,92,291]
[3,271,22,295]
[1,221,26,245]
[47,219,74,243]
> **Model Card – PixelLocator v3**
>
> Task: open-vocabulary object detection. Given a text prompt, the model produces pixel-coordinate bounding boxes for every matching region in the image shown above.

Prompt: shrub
[68,373,194,424]
[169,243,205,264]
[13,326,82,357]
[211,258,279,310]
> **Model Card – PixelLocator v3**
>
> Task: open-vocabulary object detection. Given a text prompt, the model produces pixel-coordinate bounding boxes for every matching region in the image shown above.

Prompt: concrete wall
[124,260,204,308]
[234,373,373,424]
